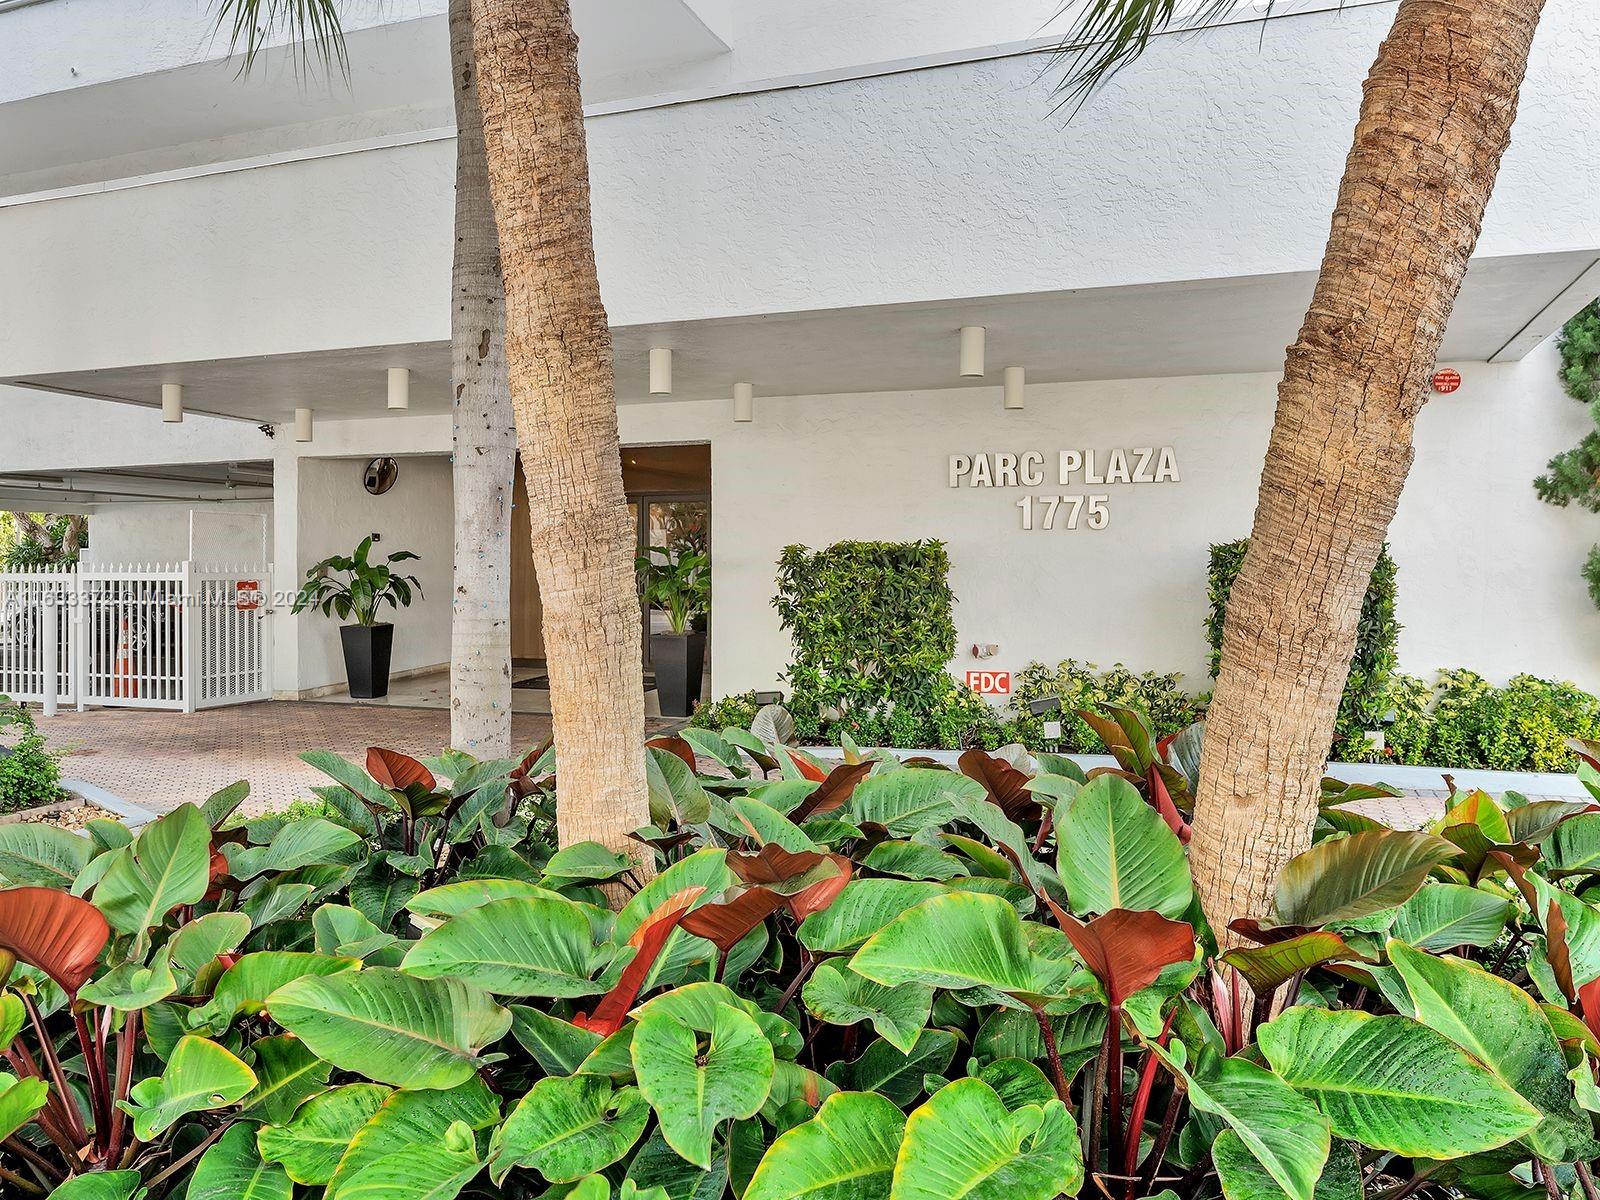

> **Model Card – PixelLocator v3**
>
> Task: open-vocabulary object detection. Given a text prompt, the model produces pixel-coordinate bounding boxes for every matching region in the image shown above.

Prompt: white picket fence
[0,562,271,713]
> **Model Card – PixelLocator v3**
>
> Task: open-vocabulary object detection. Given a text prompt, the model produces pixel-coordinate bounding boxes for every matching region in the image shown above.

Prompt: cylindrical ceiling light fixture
[1003,366,1025,410]
[733,382,754,423]
[161,383,184,423]
[959,326,986,377]
[294,407,314,442]
[649,347,673,395]
[387,367,410,410]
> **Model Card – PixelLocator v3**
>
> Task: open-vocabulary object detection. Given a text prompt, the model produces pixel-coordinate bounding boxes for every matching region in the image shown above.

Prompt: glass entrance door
[635,495,709,672]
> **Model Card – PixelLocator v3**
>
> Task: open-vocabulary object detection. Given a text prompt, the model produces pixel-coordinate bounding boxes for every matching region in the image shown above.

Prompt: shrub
[1010,659,1203,752]
[689,690,762,732]
[1208,538,1399,758]
[0,696,62,813]
[1412,669,1600,772]
[5,730,1599,1198]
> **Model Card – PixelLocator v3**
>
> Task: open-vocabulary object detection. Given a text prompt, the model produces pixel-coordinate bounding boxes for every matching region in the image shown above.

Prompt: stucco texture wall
[618,340,1600,700]
[83,501,273,565]
[291,454,453,692]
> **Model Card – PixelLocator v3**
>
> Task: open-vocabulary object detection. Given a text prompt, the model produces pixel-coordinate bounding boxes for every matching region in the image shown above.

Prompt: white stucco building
[3,0,1599,710]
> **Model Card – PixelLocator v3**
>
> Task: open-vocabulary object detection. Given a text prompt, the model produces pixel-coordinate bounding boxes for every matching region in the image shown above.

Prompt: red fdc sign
[966,670,1011,696]
[1431,368,1462,394]
[235,580,263,611]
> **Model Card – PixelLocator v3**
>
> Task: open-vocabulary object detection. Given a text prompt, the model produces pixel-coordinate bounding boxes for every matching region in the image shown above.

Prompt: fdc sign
[966,670,1011,696]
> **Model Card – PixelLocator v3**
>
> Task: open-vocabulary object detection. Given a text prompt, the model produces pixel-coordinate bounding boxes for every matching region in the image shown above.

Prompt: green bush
[1208,538,1399,759]
[689,690,762,732]
[1009,659,1203,752]
[771,540,1001,748]
[0,696,62,813]
[1403,670,1600,773]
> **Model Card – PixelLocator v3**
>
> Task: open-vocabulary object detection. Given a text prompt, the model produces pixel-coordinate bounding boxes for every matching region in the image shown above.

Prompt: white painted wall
[4,1,1596,376]
[610,340,1600,699]
[288,453,453,693]
[81,501,272,564]
[0,386,268,473]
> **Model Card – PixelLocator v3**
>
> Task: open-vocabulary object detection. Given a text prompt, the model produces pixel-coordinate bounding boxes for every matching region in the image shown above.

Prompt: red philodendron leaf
[1581,978,1600,1044]
[1057,907,1196,1009]
[1547,900,1577,1002]
[958,750,1042,825]
[783,748,829,783]
[204,846,234,902]
[0,887,111,996]
[1227,918,1313,946]
[790,761,874,823]
[367,747,436,792]
[679,888,787,952]
[728,843,829,887]
[1146,766,1192,845]
[574,886,706,1037]
[786,855,854,921]
[646,736,699,773]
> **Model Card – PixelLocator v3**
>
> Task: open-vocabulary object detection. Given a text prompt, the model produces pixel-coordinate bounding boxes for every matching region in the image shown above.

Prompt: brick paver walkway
[37,702,681,817]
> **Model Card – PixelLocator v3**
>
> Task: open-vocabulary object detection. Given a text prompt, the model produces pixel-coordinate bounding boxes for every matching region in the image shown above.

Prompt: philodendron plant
[5,711,1600,1199]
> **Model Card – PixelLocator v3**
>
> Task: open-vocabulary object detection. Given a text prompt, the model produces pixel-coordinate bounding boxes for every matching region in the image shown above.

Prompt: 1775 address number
[1016,494,1109,531]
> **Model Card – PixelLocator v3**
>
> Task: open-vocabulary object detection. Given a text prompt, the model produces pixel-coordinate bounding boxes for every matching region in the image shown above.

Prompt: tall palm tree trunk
[1191,0,1546,932]
[447,0,515,759]
[470,0,651,869]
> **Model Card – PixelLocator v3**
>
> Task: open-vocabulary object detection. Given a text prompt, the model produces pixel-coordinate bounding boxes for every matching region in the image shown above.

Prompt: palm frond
[1048,0,1259,112]
[211,0,349,78]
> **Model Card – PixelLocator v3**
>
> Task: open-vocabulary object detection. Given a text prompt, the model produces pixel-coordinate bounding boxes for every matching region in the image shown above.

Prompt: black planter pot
[341,623,395,699]
[652,631,707,718]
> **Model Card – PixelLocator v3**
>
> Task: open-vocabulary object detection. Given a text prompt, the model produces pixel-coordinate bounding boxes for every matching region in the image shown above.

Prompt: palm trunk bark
[447,0,515,759]
[1191,0,1546,934]
[470,0,652,872]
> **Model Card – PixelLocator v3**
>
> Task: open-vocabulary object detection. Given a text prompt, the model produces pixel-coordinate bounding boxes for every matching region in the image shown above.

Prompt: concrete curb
[61,779,161,831]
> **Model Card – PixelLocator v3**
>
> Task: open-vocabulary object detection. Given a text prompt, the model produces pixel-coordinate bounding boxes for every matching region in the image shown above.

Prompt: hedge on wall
[1207,538,1400,756]
[772,540,998,747]
[1534,301,1600,605]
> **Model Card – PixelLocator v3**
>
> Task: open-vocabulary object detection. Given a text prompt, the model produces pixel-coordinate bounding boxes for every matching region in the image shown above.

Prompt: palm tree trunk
[447,0,515,759]
[1191,0,1546,934]
[470,0,651,872]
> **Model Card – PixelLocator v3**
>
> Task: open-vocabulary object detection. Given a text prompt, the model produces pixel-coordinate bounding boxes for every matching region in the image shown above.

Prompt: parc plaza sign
[947,448,1180,531]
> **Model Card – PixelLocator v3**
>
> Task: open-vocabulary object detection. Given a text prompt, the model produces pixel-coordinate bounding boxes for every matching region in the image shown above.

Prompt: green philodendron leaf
[238,1033,333,1124]
[1258,1007,1540,1157]
[189,1122,292,1200]
[119,1033,257,1141]
[803,961,933,1053]
[0,993,24,1053]
[615,849,734,942]
[331,1118,483,1200]
[490,1073,649,1184]
[94,804,213,945]
[975,1059,1056,1110]
[728,795,820,852]
[190,951,359,1033]
[326,1077,502,1200]
[849,892,1040,1001]
[634,981,804,1061]
[225,818,364,879]
[647,746,714,827]
[0,823,89,886]
[312,903,400,960]
[0,1072,48,1142]
[407,878,565,919]
[78,958,178,1010]
[1546,813,1600,876]
[632,1003,775,1169]
[167,911,253,983]
[846,769,984,837]
[797,881,945,954]
[1166,1045,1329,1200]
[744,1091,906,1200]
[268,967,511,1090]
[1055,774,1192,919]
[259,1083,393,1184]
[1389,884,1509,952]
[626,1130,730,1200]
[889,1078,1082,1200]
[861,841,967,881]
[1272,830,1460,928]
[402,894,618,997]
[1386,940,1592,1161]
[542,842,635,884]
[511,1005,606,1074]
[825,1030,959,1111]
[41,1171,145,1200]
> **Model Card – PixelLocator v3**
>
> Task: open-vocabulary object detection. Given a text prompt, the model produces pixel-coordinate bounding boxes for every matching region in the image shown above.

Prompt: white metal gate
[0,562,271,713]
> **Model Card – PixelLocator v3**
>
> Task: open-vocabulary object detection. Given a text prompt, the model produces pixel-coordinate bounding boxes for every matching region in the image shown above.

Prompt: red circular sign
[1432,368,1462,394]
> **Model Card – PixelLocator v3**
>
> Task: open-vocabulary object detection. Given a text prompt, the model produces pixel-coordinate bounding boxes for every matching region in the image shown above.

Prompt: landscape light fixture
[649,348,673,395]
[387,367,410,410]
[959,326,985,377]
[294,407,314,442]
[1027,693,1064,740]
[733,382,754,423]
[753,690,784,706]
[161,383,183,423]
[1003,366,1025,410]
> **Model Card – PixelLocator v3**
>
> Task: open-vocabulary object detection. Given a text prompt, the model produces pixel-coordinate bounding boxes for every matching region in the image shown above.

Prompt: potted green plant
[637,543,710,717]
[292,536,422,698]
